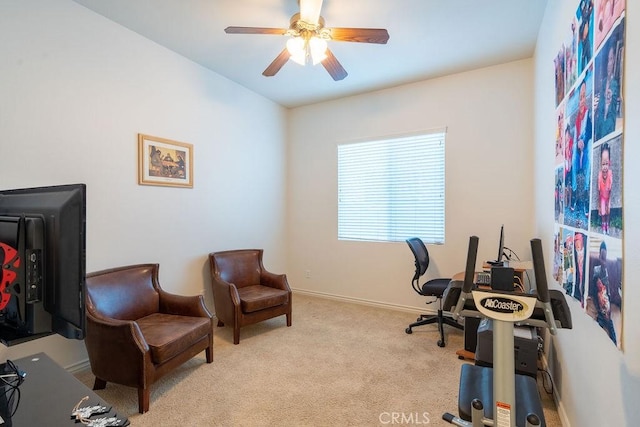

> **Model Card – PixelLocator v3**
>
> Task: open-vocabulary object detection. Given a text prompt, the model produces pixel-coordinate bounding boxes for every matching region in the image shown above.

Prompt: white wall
[287,59,535,309]
[0,0,287,367]
[534,2,640,426]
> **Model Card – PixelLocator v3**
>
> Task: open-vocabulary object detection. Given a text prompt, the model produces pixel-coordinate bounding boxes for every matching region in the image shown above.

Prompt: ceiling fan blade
[225,26,288,35]
[299,0,323,25]
[329,28,390,44]
[262,49,292,77]
[321,48,347,81]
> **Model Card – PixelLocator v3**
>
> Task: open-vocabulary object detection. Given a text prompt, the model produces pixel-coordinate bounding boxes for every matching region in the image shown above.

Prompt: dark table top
[1,352,127,426]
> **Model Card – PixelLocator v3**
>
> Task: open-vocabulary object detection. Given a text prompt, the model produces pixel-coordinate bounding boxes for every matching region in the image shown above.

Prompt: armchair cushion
[238,285,289,313]
[136,313,212,365]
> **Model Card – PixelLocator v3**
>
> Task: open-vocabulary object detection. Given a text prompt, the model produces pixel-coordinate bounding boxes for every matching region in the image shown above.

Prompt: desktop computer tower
[474,319,539,378]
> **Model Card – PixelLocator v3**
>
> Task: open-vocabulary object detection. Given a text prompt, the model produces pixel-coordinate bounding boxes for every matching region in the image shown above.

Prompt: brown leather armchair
[209,249,292,344]
[84,264,214,413]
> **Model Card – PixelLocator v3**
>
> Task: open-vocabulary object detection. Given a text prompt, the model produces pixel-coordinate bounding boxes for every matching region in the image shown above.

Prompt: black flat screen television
[0,184,86,346]
[497,224,505,263]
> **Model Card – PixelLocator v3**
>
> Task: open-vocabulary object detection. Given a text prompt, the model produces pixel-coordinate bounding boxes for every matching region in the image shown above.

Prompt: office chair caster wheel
[437,340,445,347]
[405,328,413,334]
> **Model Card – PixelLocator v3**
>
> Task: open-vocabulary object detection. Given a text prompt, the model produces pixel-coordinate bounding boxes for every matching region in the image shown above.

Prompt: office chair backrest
[406,238,430,282]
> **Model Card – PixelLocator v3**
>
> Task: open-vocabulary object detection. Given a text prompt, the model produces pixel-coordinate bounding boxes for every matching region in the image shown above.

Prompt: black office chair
[405,237,463,347]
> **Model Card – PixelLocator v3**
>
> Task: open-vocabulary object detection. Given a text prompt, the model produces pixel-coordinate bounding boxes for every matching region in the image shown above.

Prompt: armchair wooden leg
[217,319,224,327]
[206,345,213,363]
[138,387,150,414]
[93,377,107,390]
[286,313,292,327]
[233,327,240,345]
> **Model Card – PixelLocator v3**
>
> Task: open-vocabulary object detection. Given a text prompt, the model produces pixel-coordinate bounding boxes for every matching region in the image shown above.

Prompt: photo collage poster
[552,0,625,349]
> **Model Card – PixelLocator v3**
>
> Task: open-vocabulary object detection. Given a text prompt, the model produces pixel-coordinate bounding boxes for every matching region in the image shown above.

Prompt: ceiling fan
[224,0,389,81]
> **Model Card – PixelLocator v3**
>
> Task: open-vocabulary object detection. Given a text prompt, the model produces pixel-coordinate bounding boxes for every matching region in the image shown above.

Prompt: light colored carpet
[75,293,561,426]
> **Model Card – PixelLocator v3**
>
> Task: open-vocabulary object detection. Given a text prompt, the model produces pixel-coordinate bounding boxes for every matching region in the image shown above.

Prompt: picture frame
[138,134,193,188]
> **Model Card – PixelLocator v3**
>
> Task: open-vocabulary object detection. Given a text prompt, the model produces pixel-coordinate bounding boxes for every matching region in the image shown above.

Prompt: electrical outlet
[304,270,311,279]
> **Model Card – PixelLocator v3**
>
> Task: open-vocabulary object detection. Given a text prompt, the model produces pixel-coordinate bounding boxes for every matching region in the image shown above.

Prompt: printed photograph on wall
[564,230,575,298]
[572,231,588,305]
[563,66,593,231]
[554,48,566,107]
[593,17,624,141]
[553,0,625,350]
[555,106,565,166]
[586,236,622,347]
[557,227,576,298]
[576,0,594,76]
[590,135,622,237]
[555,166,564,223]
[553,228,563,283]
[594,0,626,50]
[565,17,579,93]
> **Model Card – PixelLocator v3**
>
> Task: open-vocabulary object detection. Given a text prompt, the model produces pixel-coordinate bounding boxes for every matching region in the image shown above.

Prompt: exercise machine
[442,236,572,427]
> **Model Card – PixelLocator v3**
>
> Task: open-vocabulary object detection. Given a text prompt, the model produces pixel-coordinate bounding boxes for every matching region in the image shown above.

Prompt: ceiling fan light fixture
[285,34,327,66]
[309,36,327,65]
[286,36,306,65]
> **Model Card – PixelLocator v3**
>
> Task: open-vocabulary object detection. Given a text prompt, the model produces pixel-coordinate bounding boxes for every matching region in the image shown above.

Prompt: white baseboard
[539,352,570,427]
[291,288,438,316]
[66,358,91,374]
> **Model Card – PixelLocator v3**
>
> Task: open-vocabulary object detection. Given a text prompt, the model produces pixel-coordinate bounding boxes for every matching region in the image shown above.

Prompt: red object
[0,242,20,310]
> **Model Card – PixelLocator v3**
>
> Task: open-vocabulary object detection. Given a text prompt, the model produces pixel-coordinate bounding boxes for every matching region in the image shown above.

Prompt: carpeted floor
[75,293,561,426]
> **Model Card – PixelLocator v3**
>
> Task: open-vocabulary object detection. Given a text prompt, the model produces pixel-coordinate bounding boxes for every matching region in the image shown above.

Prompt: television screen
[496,224,504,263]
[0,184,86,346]
[488,225,505,266]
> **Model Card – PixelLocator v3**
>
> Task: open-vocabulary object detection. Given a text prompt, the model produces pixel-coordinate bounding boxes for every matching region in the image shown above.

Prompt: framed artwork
[138,134,193,188]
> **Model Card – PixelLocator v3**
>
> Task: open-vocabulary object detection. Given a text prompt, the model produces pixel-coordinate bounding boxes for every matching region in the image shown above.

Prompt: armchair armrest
[210,276,241,322]
[261,271,291,292]
[87,312,149,352]
[85,313,150,387]
[159,291,213,318]
[211,277,241,304]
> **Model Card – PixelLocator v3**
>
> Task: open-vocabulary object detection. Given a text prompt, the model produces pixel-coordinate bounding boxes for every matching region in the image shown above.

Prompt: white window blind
[337,131,445,243]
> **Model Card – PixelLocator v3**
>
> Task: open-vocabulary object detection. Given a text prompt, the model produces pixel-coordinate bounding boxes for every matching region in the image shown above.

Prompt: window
[337,130,445,243]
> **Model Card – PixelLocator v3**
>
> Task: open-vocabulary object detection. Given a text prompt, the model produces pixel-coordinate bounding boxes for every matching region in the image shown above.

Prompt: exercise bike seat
[458,364,546,426]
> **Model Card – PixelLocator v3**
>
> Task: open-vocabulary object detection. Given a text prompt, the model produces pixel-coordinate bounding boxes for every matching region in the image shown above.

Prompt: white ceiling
[71,0,548,108]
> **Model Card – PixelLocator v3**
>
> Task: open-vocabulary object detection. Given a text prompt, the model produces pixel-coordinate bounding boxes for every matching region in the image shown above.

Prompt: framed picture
[138,134,193,188]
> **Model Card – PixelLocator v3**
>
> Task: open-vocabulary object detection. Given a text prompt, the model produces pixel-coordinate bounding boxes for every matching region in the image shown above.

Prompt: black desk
[2,352,127,426]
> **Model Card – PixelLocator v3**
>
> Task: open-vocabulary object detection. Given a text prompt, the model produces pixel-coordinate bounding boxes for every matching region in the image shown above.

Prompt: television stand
[0,326,52,347]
